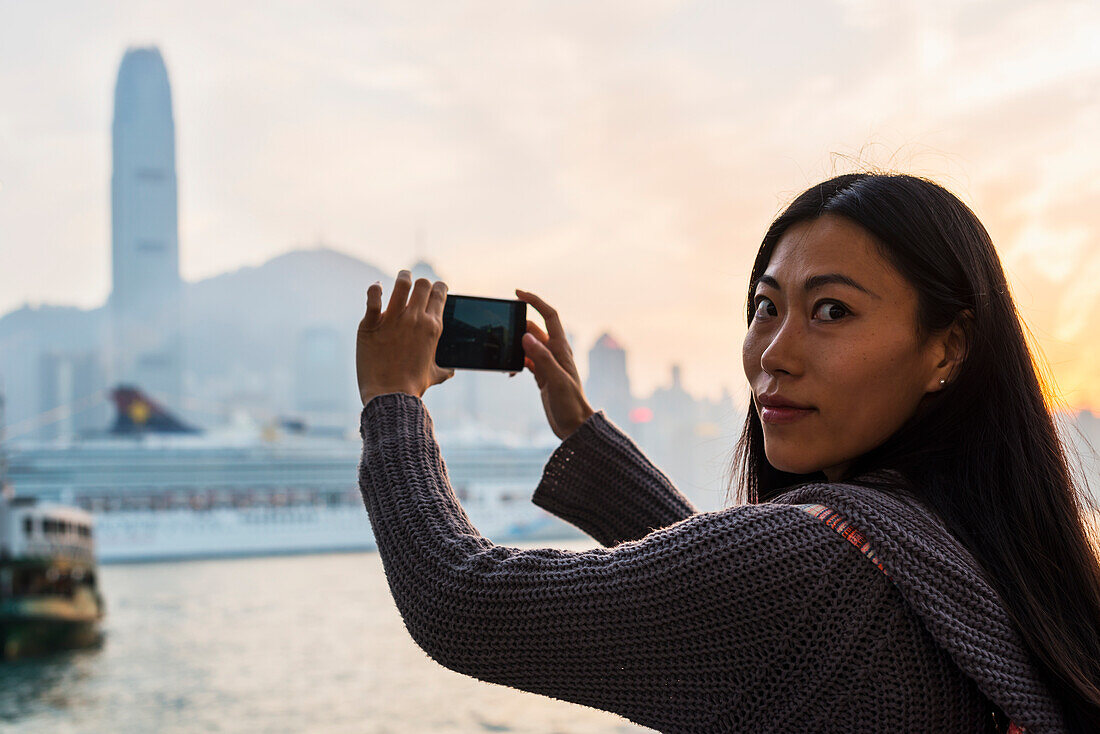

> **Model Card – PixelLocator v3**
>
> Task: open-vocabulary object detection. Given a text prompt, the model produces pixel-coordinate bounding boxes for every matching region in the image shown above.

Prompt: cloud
[1,0,1099,407]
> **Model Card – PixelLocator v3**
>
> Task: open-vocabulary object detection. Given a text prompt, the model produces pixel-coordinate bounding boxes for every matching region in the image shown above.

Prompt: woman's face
[741,214,951,481]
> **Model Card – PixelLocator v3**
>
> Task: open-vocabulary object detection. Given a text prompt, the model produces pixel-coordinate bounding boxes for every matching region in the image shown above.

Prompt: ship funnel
[109,385,200,434]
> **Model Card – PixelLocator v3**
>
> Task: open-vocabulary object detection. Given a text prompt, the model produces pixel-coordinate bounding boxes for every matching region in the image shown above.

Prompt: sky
[1,0,1098,410]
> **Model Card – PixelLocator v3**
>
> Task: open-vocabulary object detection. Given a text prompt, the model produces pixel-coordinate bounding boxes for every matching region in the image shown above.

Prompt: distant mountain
[0,247,414,435]
[0,302,104,347]
[181,247,391,412]
[188,247,388,331]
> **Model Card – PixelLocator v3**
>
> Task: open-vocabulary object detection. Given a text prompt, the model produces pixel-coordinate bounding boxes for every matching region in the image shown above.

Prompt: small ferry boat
[0,484,105,659]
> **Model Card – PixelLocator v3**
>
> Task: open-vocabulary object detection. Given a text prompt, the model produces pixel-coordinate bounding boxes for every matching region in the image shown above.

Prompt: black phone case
[435,295,527,372]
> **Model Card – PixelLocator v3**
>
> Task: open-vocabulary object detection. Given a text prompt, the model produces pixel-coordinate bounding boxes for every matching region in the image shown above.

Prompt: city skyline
[2,1,1098,408]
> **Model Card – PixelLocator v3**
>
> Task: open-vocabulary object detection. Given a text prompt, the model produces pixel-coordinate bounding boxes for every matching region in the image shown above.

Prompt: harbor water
[0,539,655,733]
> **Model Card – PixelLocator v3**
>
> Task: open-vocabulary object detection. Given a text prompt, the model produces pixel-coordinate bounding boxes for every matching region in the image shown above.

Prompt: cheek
[818,344,925,442]
[751,332,926,475]
[742,330,762,379]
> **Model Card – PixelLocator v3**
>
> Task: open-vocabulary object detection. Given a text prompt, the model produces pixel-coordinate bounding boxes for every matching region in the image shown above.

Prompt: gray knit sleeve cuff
[532,410,698,547]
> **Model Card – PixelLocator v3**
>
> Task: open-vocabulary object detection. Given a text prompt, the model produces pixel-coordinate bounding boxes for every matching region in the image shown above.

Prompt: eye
[752,295,776,320]
[813,300,849,322]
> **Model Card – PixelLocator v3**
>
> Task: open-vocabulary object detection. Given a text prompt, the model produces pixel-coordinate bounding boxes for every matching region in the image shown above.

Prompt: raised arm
[513,288,696,544]
[531,409,698,546]
[358,392,909,733]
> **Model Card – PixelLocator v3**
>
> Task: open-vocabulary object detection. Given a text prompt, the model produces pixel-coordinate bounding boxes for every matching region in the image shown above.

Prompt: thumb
[431,364,456,385]
[522,332,567,387]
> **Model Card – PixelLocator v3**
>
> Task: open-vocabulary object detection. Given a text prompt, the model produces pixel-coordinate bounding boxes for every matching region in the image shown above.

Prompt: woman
[356,172,1100,733]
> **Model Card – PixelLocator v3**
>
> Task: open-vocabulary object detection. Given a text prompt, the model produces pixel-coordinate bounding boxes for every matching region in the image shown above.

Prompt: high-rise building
[37,351,108,441]
[107,46,183,412]
[629,366,742,512]
[585,333,633,429]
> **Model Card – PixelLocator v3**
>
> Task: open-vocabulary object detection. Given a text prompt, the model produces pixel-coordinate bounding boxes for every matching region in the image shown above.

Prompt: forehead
[763,215,906,292]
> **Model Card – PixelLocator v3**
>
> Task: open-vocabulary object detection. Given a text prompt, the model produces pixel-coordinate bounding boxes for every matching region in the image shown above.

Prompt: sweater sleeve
[357,393,894,733]
[530,409,699,547]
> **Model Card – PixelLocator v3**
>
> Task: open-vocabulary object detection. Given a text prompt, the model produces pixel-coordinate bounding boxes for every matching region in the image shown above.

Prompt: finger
[387,270,413,315]
[522,331,567,386]
[526,319,550,345]
[515,289,566,343]
[526,317,579,382]
[426,281,447,320]
[364,281,383,329]
[407,277,433,315]
[429,364,454,386]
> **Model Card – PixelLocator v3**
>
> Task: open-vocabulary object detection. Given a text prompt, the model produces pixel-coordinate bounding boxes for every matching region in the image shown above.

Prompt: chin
[766,455,824,476]
[770,459,822,477]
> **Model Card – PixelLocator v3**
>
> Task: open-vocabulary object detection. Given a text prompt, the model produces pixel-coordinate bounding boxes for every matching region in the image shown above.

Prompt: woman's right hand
[513,289,596,440]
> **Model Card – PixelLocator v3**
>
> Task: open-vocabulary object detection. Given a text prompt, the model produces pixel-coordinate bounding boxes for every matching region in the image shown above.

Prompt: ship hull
[90,502,571,564]
[0,615,103,660]
[93,505,378,563]
[0,589,105,660]
[6,432,580,565]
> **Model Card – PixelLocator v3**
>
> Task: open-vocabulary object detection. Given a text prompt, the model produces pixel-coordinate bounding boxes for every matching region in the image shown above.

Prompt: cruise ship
[3,387,576,563]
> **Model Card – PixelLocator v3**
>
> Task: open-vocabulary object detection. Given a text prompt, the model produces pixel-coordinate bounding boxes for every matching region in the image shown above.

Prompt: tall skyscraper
[585,333,633,429]
[108,46,183,411]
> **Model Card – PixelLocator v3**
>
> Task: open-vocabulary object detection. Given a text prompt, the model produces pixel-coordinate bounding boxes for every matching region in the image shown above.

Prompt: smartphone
[435,294,527,372]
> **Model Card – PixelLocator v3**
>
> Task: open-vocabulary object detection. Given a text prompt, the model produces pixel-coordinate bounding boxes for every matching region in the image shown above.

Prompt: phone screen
[435,295,527,372]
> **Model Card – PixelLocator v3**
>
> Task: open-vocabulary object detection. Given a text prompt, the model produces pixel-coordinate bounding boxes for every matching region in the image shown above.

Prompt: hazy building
[584,333,633,429]
[37,350,108,441]
[650,364,695,426]
[635,364,703,500]
[107,46,183,412]
[624,366,744,512]
[294,326,345,424]
[409,259,438,283]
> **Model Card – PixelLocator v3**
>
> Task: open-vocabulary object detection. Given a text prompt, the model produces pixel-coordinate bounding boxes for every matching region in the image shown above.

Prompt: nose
[758,315,804,378]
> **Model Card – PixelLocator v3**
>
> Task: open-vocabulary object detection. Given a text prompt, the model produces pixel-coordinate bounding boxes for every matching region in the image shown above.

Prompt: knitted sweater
[357,392,1068,733]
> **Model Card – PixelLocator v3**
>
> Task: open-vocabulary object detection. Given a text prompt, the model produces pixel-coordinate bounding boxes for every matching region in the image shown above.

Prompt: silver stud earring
[939,379,946,386]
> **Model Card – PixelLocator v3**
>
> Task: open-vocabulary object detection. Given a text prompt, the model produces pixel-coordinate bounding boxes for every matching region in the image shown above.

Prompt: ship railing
[13,540,95,565]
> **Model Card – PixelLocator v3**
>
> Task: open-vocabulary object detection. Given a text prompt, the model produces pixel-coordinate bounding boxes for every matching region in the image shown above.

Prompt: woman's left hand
[357,269,456,407]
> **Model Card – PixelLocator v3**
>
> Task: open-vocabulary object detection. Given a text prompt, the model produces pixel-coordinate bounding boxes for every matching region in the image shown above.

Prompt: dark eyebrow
[754,273,880,300]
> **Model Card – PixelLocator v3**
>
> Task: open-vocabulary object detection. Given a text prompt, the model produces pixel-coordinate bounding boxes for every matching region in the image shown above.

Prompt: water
[0,539,655,733]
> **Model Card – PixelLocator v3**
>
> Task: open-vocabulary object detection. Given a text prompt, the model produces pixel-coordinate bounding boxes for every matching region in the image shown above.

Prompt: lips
[756,392,816,425]
[756,393,815,410]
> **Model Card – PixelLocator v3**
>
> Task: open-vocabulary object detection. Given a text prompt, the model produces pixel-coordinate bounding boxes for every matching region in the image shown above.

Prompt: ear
[927,309,972,392]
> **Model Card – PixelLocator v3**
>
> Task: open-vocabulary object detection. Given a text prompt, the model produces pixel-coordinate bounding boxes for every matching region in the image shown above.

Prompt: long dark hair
[725,172,1100,731]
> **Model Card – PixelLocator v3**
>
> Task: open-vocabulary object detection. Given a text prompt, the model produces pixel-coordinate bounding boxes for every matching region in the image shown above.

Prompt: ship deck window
[12,566,78,598]
[23,517,33,536]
